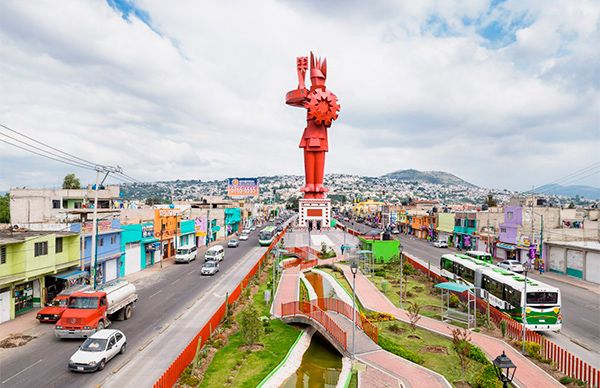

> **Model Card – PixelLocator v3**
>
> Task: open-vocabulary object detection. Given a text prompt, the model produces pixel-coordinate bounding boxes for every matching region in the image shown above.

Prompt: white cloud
[0,0,598,192]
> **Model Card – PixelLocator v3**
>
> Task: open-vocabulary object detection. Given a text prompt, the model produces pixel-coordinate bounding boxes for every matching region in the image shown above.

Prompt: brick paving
[340,265,562,388]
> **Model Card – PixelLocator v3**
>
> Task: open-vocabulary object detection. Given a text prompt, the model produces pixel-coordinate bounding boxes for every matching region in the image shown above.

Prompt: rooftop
[0,229,78,244]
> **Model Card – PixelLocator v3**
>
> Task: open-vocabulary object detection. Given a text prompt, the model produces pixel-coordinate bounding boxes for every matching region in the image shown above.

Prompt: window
[483,275,504,300]
[455,219,461,227]
[527,292,558,305]
[468,220,476,228]
[34,241,48,257]
[108,337,116,348]
[99,238,104,247]
[500,227,506,234]
[441,257,454,272]
[0,246,6,264]
[505,286,522,308]
[52,200,61,209]
[115,332,123,341]
[74,201,82,209]
[110,236,116,245]
[55,237,63,253]
[458,265,475,284]
[506,211,514,221]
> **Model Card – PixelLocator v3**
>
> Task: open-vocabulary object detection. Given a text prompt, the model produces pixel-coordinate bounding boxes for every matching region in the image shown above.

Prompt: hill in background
[537,184,600,200]
[383,169,477,187]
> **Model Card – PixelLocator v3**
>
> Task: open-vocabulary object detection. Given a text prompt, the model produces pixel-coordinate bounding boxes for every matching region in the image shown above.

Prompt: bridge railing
[314,297,378,344]
[281,301,347,350]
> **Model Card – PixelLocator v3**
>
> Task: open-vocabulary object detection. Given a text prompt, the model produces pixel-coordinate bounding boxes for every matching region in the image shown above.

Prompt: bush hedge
[378,336,424,364]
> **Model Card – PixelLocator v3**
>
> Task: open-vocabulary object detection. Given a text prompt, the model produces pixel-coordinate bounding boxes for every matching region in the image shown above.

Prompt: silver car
[498,260,524,273]
[201,261,219,276]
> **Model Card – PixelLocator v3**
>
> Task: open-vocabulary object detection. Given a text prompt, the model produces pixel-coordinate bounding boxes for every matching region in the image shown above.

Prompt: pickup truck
[37,284,91,323]
[55,280,138,339]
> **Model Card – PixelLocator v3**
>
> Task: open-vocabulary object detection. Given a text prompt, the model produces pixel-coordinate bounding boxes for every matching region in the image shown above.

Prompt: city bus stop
[435,282,476,329]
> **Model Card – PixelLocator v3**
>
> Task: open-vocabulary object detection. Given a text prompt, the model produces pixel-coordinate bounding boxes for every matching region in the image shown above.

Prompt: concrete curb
[257,327,315,388]
[336,357,352,388]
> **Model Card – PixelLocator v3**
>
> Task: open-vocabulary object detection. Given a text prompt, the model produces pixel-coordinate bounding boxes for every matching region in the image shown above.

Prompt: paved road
[348,221,600,368]
[0,227,267,388]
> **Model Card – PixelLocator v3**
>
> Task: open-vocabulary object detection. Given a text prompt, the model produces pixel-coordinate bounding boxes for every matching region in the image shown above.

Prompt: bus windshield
[527,292,558,305]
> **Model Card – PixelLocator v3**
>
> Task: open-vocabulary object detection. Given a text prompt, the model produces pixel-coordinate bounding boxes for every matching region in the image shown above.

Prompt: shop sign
[227,178,259,198]
[142,224,154,238]
[154,209,180,239]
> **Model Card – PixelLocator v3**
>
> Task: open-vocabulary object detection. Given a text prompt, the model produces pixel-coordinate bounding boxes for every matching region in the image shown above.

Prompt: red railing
[153,227,289,388]
[299,259,319,270]
[314,297,378,344]
[281,301,347,350]
[402,252,600,388]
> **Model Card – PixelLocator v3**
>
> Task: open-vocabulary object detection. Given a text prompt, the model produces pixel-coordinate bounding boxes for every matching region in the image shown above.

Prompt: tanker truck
[55,280,138,339]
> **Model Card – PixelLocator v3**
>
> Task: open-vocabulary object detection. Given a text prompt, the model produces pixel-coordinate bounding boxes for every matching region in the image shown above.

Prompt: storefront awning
[51,269,88,281]
[496,242,516,251]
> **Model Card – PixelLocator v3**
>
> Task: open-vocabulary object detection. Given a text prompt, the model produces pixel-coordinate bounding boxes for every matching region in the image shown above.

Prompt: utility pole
[487,212,491,254]
[91,169,111,290]
[206,208,211,247]
[530,186,535,247]
[160,222,165,269]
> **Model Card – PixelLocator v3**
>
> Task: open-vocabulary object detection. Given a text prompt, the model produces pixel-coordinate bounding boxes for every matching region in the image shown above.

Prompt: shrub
[366,311,394,322]
[514,341,542,360]
[472,365,502,388]
[449,294,460,308]
[500,320,507,338]
[238,304,262,346]
[403,261,416,276]
[559,376,586,386]
[452,328,472,381]
[378,336,424,364]
[388,323,404,334]
[374,268,386,277]
[468,345,490,365]
[407,301,421,331]
[381,280,390,293]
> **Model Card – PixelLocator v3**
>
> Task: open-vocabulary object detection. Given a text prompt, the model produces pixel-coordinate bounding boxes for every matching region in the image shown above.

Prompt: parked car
[227,238,240,248]
[204,245,224,262]
[276,225,283,233]
[391,228,400,234]
[201,261,219,276]
[68,329,126,372]
[37,284,91,323]
[239,233,249,241]
[250,225,256,231]
[242,228,251,234]
[433,240,448,248]
[175,246,197,263]
[498,260,524,273]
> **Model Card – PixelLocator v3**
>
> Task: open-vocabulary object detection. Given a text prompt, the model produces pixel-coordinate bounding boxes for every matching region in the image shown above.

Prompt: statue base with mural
[298,198,331,230]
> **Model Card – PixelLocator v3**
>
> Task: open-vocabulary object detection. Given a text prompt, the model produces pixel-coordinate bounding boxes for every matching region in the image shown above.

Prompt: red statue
[286,52,340,199]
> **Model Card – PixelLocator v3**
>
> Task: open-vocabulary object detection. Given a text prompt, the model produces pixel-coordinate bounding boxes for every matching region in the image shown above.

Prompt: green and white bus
[440,254,562,332]
[258,226,276,246]
[465,250,493,264]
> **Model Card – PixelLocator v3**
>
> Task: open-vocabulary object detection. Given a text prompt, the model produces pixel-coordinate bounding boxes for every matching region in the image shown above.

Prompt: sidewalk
[340,265,562,388]
[529,271,600,295]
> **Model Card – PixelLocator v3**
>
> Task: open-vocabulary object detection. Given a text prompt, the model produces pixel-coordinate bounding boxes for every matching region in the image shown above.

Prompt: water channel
[282,332,343,388]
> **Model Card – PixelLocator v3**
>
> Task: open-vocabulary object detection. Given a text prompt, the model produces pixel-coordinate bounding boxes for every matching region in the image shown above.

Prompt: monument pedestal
[298,198,331,230]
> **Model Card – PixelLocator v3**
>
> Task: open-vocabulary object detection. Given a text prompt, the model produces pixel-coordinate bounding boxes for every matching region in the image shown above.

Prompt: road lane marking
[2,359,43,384]
[170,278,180,285]
[149,289,162,299]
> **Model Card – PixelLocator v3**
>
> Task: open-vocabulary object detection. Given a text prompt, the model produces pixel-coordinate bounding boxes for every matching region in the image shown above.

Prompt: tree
[485,193,497,208]
[62,173,81,189]
[452,328,472,381]
[238,304,262,346]
[0,194,9,223]
[406,301,421,331]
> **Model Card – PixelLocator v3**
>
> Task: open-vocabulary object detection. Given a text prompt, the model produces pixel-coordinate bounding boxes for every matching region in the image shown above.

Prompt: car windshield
[204,262,216,268]
[527,292,558,305]
[68,297,98,309]
[507,261,520,265]
[230,239,238,243]
[177,249,189,255]
[52,298,68,307]
[80,338,108,352]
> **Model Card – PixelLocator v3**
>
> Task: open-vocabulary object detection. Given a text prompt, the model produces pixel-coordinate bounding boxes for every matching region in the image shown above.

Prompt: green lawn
[377,320,500,387]
[200,265,301,387]
[370,266,444,320]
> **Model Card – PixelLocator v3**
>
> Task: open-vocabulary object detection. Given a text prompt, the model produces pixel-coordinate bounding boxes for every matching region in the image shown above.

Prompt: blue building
[70,219,124,284]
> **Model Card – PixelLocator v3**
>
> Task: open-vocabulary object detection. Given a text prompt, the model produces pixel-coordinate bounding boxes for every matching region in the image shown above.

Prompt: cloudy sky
[0,0,598,192]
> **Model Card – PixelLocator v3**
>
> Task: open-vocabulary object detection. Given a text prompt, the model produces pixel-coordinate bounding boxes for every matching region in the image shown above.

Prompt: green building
[0,230,81,323]
[358,236,400,263]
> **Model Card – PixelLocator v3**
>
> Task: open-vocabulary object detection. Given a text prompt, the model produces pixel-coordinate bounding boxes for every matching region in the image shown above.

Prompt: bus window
[483,276,504,300]
[460,266,475,284]
[527,292,558,305]
[441,257,454,272]
[505,286,522,308]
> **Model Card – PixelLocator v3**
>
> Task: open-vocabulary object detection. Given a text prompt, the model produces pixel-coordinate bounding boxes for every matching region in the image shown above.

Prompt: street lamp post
[493,351,517,388]
[522,259,532,354]
[399,247,404,309]
[350,259,358,360]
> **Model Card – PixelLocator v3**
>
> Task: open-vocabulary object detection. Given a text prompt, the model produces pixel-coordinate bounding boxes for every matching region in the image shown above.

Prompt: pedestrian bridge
[280,298,380,357]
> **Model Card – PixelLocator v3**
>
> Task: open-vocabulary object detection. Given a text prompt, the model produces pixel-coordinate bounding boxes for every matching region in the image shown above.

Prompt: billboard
[227,178,259,198]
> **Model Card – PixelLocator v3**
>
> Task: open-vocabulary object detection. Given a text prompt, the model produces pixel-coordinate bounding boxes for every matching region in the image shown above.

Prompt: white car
[433,240,448,248]
[250,225,256,231]
[239,233,249,241]
[69,329,126,372]
[498,260,524,273]
[242,228,251,234]
[201,260,219,276]
[391,229,400,234]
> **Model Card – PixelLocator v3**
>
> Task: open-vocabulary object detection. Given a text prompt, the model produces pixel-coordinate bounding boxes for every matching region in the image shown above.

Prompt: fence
[280,300,347,350]
[153,227,288,388]
[402,253,600,388]
[314,297,379,344]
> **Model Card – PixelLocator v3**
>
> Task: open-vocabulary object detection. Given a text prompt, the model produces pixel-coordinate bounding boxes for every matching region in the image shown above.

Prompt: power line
[0,138,97,172]
[0,123,104,169]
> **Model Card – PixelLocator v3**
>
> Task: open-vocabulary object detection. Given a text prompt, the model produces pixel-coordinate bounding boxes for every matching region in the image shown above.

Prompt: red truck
[36,284,91,323]
[55,280,138,339]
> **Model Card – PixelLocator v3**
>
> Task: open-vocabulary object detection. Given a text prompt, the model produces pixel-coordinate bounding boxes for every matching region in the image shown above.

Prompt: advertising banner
[227,178,259,197]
